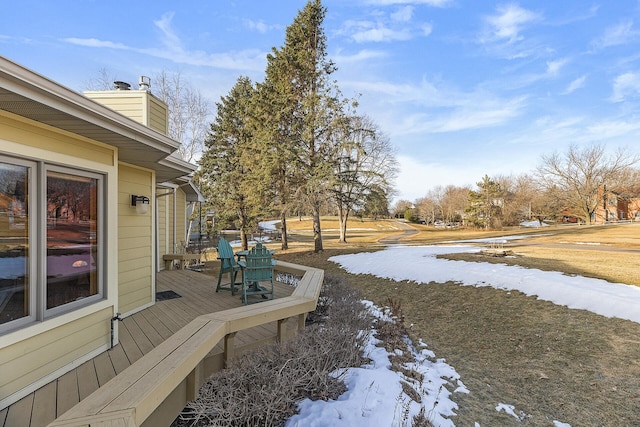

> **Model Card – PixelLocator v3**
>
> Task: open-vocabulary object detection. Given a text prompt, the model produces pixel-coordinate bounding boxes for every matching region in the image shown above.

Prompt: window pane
[0,162,29,325]
[46,171,99,309]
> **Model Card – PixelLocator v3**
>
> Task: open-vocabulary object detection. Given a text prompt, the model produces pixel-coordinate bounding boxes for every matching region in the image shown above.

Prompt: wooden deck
[0,268,295,427]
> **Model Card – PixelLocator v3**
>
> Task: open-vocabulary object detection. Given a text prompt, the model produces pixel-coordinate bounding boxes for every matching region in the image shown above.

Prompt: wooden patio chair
[215,237,242,295]
[238,242,275,305]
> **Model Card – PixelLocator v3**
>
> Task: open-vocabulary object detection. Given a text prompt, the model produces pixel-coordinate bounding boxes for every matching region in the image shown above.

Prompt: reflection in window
[0,162,29,325]
[46,171,99,309]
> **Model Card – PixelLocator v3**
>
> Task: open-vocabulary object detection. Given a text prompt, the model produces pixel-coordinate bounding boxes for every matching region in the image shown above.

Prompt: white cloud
[243,19,279,34]
[365,0,451,6]
[345,76,526,135]
[333,49,387,64]
[421,22,433,36]
[345,78,442,105]
[562,75,587,94]
[610,72,640,102]
[64,38,129,50]
[445,103,523,131]
[483,4,541,44]
[352,24,412,42]
[545,58,568,76]
[591,20,640,50]
[154,12,182,52]
[586,119,640,140]
[391,6,414,22]
[63,13,267,72]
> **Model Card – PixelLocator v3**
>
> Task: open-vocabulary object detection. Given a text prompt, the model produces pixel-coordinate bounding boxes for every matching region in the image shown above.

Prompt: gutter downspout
[110,313,123,348]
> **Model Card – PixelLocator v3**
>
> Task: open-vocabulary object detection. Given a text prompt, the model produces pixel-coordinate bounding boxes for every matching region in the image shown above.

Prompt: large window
[0,156,104,332]
[46,169,100,311]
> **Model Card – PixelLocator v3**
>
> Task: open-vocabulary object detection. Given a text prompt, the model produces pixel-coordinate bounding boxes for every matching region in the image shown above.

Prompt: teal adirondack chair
[216,237,242,295]
[238,242,275,305]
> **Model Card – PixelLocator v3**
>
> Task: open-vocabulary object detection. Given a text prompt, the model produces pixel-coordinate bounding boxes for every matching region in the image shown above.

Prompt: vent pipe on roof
[113,81,131,90]
[139,76,151,91]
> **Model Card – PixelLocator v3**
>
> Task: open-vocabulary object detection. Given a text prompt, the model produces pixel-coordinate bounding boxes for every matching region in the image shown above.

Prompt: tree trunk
[240,228,248,250]
[338,205,348,243]
[237,207,249,250]
[312,204,323,253]
[280,210,289,250]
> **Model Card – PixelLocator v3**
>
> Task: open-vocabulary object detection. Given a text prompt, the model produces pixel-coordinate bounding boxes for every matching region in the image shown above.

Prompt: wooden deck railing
[48,261,324,427]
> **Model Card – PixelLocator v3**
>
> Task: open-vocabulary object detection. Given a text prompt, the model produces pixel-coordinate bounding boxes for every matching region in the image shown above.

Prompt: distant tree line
[394,144,640,229]
[195,0,398,251]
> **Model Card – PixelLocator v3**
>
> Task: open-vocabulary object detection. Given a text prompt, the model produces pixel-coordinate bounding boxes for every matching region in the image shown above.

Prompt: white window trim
[0,156,106,334]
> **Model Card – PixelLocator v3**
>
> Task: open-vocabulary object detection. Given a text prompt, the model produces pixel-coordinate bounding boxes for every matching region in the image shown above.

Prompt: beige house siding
[148,95,169,135]
[0,307,111,403]
[118,163,154,315]
[84,90,168,135]
[0,111,114,166]
[0,112,118,409]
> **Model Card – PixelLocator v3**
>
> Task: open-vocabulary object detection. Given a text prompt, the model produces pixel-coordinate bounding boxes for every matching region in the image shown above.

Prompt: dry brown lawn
[274,219,640,426]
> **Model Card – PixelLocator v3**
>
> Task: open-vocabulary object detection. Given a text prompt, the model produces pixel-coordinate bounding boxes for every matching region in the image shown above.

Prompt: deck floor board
[4,392,33,427]
[30,381,56,427]
[55,370,79,419]
[76,360,100,400]
[92,351,117,387]
[5,268,296,427]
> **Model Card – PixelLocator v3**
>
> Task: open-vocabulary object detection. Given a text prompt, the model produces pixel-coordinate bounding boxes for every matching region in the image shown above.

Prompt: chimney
[84,79,169,135]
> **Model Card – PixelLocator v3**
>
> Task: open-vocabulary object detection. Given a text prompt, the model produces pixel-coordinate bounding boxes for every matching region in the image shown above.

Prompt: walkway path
[378,221,419,244]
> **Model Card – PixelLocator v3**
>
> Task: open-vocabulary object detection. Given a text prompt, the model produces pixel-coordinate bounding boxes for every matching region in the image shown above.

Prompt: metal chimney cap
[139,76,151,91]
[114,81,131,90]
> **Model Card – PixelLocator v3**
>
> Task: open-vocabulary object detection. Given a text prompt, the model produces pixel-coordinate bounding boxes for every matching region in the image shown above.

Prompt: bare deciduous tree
[84,67,116,91]
[154,70,211,163]
[440,185,469,225]
[331,115,398,242]
[536,144,639,224]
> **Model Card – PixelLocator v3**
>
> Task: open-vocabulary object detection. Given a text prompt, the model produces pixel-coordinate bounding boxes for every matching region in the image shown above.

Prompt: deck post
[277,318,287,342]
[224,332,237,367]
[187,361,204,401]
[297,313,306,331]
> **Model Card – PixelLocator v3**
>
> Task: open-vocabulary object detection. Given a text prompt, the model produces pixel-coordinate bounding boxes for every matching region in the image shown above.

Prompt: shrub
[173,274,371,427]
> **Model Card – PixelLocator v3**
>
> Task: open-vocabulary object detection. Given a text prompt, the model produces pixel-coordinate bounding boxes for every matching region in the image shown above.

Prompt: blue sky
[2,1,640,202]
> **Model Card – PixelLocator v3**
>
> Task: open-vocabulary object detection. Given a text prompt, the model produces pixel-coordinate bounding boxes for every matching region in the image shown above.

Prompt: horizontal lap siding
[0,307,111,400]
[83,93,144,126]
[0,112,114,166]
[118,164,154,315]
[148,97,168,135]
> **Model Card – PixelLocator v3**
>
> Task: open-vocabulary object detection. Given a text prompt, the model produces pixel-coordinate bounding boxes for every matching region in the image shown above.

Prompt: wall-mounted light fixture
[131,194,150,214]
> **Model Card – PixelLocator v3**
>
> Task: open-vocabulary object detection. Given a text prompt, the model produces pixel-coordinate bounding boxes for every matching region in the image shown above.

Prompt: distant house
[560,186,640,224]
[0,56,202,410]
